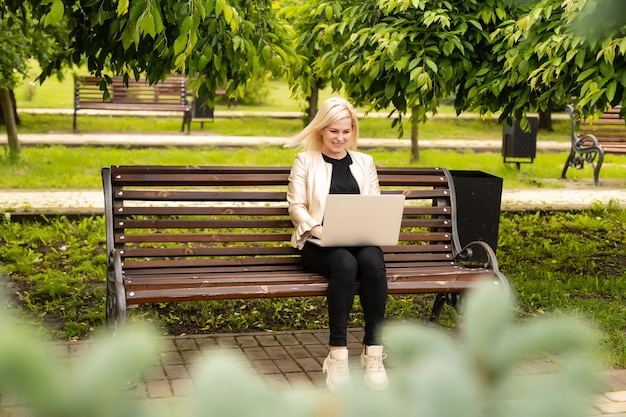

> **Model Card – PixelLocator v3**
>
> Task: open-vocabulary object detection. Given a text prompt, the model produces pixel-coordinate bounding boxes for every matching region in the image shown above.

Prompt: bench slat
[114,189,288,202]
[123,267,492,293]
[125,273,495,305]
[111,205,452,216]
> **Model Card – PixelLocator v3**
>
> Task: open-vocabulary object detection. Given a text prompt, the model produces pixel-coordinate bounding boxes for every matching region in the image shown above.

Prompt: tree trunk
[0,88,21,126]
[306,86,320,126]
[538,106,553,131]
[0,87,21,161]
[410,112,419,162]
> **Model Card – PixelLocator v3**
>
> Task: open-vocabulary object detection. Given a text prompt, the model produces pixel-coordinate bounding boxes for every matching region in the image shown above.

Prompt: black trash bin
[449,170,503,256]
[192,95,215,129]
[502,117,537,169]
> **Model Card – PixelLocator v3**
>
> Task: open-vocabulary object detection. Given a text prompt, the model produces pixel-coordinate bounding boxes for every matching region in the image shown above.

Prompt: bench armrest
[106,248,127,328]
[576,133,601,149]
[455,240,510,291]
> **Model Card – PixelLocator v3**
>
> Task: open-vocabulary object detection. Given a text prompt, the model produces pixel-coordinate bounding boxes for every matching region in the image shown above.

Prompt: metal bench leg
[73,110,78,133]
[182,111,192,134]
[561,149,575,179]
[592,151,604,186]
[429,293,460,322]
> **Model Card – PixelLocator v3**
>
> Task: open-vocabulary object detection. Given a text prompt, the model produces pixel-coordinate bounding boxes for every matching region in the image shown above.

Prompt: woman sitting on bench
[286,97,389,391]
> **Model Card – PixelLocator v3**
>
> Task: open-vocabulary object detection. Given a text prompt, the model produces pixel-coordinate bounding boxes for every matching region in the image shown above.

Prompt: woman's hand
[309,225,323,239]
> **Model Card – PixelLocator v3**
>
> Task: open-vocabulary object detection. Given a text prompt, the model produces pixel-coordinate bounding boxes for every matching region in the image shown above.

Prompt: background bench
[102,165,509,330]
[74,76,191,134]
[563,104,626,185]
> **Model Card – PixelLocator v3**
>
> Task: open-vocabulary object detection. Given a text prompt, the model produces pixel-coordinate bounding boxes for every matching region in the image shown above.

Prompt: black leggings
[301,243,388,346]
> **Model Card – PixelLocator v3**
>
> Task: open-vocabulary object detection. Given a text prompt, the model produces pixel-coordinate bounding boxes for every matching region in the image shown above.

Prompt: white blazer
[287,150,381,249]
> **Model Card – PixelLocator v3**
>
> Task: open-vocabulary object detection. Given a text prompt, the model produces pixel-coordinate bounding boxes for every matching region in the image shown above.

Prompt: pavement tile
[163,364,190,380]
[275,358,304,374]
[283,372,316,387]
[215,335,239,349]
[170,378,194,397]
[235,335,259,348]
[146,379,173,398]
[305,343,329,358]
[263,345,291,360]
[142,364,167,381]
[160,338,179,352]
[242,346,271,361]
[263,372,291,390]
[253,359,281,374]
[180,350,203,365]
[284,344,313,359]
[275,333,301,346]
[255,334,281,346]
[160,350,183,366]
[295,357,323,372]
[294,332,324,345]
[174,337,199,352]
[192,335,219,349]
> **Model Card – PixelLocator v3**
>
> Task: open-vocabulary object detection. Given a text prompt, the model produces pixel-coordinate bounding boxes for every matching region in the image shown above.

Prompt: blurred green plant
[0,284,604,417]
[0,295,161,417]
[184,285,602,417]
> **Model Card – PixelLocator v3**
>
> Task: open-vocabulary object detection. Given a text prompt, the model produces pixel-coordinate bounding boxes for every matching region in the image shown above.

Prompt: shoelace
[364,353,387,372]
[329,357,350,375]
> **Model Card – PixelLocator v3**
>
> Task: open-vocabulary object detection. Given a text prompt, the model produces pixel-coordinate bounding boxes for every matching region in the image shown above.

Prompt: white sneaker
[322,349,351,391]
[360,345,389,390]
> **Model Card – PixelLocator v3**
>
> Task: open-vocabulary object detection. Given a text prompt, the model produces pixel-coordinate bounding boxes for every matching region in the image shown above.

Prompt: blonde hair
[286,97,359,151]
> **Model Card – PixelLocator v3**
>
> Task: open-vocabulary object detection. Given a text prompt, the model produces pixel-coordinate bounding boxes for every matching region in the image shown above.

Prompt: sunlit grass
[2,145,625,189]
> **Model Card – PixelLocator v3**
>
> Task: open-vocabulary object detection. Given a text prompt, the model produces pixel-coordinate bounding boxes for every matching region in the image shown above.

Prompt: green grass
[10,110,573,140]
[1,145,625,190]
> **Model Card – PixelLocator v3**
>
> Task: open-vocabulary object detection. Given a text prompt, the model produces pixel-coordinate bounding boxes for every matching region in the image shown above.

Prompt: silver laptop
[307,194,406,247]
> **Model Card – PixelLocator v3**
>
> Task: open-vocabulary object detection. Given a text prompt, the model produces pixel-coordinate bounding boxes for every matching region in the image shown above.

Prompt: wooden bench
[102,165,509,329]
[74,76,191,134]
[563,104,626,185]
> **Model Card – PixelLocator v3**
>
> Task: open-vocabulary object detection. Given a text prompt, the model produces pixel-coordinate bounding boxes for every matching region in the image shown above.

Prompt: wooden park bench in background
[563,104,626,185]
[102,165,509,330]
[73,76,191,134]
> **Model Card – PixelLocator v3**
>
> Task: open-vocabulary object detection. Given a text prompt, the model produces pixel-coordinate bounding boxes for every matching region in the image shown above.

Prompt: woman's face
[320,117,352,159]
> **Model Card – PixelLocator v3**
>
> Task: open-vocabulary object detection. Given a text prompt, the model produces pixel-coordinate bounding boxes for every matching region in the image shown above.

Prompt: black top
[323,153,360,194]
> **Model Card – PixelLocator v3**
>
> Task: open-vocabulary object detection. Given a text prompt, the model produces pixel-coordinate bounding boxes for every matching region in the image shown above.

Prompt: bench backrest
[575,106,626,144]
[102,166,463,274]
[75,76,188,107]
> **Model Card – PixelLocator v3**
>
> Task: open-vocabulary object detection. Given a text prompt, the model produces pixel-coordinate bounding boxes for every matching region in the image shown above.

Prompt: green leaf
[223,4,233,24]
[173,34,188,56]
[606,80,617,102]
[575,49,586,68]
[43,0,64,26]
[144,15,156,37]
[518,59,529,76]
[425,59,438,73]
[385,83,395,99]
[576,68,596,83]
[325,5,333,20]
[117,0,129,15]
